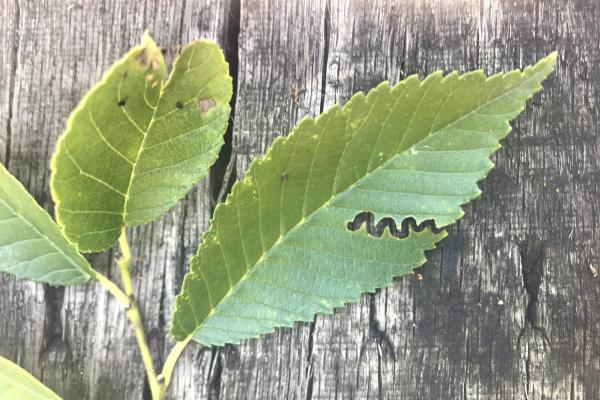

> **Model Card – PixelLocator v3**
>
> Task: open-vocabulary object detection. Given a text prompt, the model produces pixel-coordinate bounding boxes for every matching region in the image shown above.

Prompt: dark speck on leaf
[198,98,216,113]
[281,174,289,183]
[176,101,184,109]
[118,99,126,107]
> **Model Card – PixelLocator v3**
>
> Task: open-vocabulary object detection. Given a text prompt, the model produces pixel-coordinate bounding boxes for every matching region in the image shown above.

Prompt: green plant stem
[95,271,129,306]
[116,228,162,400]
[158,336,194,398]
[96,229,161,399]
[96,228,193,400]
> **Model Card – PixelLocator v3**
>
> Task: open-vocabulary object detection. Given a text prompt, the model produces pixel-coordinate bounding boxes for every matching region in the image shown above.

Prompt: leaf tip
[543,51,558,70]
[141,30,155,47]
[536,51,558,76]
[136,31,164,72]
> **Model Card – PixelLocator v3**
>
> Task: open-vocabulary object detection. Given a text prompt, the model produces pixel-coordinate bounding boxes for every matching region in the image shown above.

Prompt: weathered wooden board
[229,0,600,399]
[1,0,599,399]
[0,1,235,399]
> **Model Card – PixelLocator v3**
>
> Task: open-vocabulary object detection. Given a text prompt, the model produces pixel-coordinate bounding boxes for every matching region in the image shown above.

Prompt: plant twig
[95,271,129,306]
[158,336,194,398]
[116,227,162,400]
[96,228,192,399]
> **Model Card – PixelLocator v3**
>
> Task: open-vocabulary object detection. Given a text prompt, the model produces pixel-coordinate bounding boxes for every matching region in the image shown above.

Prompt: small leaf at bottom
[0,356,62,399]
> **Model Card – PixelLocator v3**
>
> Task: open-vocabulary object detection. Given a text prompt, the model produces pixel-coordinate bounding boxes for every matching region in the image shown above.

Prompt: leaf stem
[117,229,135,295]
[95,228,192,399]
[95,259,162,399]
[158,336,194,397]
[95,270,129,306]
[116,227,161,400]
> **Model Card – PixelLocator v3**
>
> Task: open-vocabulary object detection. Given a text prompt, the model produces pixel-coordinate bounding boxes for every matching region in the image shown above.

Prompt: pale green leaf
[0,356,62,400]
[0,164,94,285]
[51,33,233,252]
[171,53,556,346]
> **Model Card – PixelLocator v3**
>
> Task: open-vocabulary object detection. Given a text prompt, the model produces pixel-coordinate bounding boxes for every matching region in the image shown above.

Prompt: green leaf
[0,164,94,285]
[0,356,61,399]
[171,53,556,346]
[51,33,233,252]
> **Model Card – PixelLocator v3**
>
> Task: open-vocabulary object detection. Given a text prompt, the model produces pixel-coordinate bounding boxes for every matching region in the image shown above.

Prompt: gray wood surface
[1,0,599,399]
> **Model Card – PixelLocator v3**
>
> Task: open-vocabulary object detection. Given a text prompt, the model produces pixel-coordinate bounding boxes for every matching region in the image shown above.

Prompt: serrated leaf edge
[171,52,557,345]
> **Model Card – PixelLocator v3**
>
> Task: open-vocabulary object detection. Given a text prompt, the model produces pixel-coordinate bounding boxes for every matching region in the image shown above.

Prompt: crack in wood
[41,285,69,363]
[355,295,396,399]
[5,0,20,167]
[520,239,545,328]
[40,284,74,393]
[202,3,242,399]
[304,318,316,400]
[368,295,396,362]
[368,295,391,400]
[177,0,187,42]
[209,0,241,210]
[207,349,223,400]
[517,238,551,398]
[319,0,331,114]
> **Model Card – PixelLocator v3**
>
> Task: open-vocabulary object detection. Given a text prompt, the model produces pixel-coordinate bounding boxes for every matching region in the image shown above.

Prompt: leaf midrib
[121,83,161,218]
[122,46,218,221]
[187,65,546,339]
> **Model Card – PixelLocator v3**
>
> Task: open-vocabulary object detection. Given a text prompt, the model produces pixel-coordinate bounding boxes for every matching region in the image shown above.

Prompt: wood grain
[0,1,236,399]
[1,0,599,399]
[229,0,600,399]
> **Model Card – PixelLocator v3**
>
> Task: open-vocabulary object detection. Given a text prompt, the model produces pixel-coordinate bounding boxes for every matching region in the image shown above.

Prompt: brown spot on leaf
[118,99,126,107]
[136,49,148,67]
[198,98,216,114]
[176,101,184,109]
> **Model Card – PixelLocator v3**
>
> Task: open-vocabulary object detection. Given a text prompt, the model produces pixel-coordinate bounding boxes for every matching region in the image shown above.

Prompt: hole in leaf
[198,98,216,114]
[347,212,442,239]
